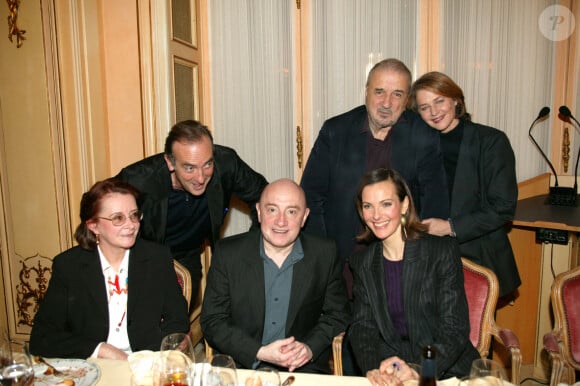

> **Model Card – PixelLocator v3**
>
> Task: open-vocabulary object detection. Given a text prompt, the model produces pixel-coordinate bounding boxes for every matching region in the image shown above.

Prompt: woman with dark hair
[30,178,189,360]
[349,168,478,385]
[409,71,520,298]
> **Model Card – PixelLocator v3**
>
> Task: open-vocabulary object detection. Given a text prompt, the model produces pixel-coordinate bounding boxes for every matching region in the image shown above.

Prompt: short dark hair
[366,58,412,92]
[355,168,426,243]
[74,178,140,250]
[164,120,214,163]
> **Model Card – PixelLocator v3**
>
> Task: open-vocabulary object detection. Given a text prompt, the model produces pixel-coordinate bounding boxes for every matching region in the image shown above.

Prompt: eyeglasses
[96,210,143,226]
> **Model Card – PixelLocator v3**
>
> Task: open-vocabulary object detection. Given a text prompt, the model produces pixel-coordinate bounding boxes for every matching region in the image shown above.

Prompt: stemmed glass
[203,354,238,386]
[246,367,281,386]
[156,350,193,386]
[469,358,506,386]
[0,340,34,386]
[161,333,196,363]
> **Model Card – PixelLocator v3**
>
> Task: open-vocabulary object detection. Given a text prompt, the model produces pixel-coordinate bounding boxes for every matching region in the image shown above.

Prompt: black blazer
[30,239,189,358]
[300,105,449,260]
[200,230,350,373]
[349,235,479,378]
[447,121,520,297]
[115,146,268,247]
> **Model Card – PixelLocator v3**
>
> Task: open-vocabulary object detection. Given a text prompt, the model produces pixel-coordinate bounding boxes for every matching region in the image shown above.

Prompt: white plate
[33,358,100,386]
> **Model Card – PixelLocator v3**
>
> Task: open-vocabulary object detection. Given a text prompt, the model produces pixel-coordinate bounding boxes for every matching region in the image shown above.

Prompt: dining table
[87,357,466,386]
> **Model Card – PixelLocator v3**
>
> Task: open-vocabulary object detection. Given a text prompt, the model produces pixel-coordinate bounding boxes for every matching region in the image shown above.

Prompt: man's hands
[422,218,453,237]
[256,337,313,372]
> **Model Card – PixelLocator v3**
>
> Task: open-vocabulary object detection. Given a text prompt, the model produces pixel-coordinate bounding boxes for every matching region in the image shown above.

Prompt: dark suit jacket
[29,239,189,358]
[300,105,449,260]
[200,230,350,373]
[448,121,520,297]
[349,235,479,378]
[115,146,268,248]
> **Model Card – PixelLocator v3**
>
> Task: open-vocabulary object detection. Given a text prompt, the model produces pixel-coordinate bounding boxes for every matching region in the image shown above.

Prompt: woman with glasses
[30,178,189,360]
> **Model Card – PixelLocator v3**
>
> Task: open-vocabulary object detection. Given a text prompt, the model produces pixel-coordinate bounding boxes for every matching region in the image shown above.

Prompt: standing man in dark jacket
[300,59,449,267]
[116,120,268,302]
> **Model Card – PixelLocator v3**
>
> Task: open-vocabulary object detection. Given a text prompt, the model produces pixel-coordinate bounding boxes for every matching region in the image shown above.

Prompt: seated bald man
[201,178,350,373]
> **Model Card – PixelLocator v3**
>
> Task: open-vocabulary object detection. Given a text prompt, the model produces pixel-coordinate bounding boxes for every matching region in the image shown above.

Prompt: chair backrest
[462,258,500,357]
[551,266,580,368]
[174,259,192,309]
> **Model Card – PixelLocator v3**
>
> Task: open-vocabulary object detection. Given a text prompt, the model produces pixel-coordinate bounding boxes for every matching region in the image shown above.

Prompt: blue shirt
[260,237,304,346]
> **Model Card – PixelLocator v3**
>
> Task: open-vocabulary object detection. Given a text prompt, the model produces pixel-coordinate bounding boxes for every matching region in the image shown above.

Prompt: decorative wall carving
[15,254,52,327]
[6,0,26,47]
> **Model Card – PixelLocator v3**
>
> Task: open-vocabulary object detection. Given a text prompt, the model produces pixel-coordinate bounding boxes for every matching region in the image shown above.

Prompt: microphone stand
[529,107,576,206]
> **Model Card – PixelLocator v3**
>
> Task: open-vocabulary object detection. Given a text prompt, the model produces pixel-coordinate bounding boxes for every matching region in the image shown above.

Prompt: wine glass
[469,358,506,386]
[0,341,34,386]
[204,354,237,386]
[161,333,196,363]
[156,350,193,386]
[246,367,281,386]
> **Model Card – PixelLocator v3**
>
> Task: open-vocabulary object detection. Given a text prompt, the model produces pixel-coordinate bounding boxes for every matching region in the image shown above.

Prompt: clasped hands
[367,356,419,386]
[256,336,312,372]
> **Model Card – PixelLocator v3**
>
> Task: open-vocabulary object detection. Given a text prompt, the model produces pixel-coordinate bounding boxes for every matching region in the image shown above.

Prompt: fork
[35,356,64,376]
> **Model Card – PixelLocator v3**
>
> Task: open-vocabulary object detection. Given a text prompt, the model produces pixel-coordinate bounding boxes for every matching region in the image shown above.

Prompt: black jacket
[30,239,189,358]
[300,105,449,260]
[115,145,268,246]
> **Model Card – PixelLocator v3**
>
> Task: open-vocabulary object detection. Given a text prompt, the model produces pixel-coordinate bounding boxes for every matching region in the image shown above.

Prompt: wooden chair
[462,258,521,385]
[191,245,213,346]
[332,332,345,375]
[332,259,522,382]
[543,266,580,386]
[173,259,192,309]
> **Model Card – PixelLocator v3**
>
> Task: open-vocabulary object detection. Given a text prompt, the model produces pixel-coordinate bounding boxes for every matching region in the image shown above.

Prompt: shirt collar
[98,246,130,275]
[259,236,304,269]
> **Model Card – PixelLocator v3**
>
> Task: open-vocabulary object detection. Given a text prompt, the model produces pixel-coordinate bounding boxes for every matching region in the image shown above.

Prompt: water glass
[205,354,237,386]
[0,341,34,386]
[469,358,505,386]
[161,333,196,363]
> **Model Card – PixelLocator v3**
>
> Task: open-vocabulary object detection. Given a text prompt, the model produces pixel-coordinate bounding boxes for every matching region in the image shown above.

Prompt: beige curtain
[439,0,557,182]
[209,1,294,236]
[309,0,419,145]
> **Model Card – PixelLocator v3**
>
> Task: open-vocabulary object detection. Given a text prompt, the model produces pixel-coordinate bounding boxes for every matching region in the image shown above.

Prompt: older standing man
[201,179,350,373]
[300,58,449,267]
[116,120,268,303]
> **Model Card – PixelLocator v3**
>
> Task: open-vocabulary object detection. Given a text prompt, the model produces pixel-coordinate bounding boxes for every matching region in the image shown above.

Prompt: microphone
[529,107,558,186]
[529,107,577,206]
[558,105,580,128]
[559,105,580,205]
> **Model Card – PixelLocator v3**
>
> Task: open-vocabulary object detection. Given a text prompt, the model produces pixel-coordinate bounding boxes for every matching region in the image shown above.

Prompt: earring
[96,234,100,244]
[401,213,408,239]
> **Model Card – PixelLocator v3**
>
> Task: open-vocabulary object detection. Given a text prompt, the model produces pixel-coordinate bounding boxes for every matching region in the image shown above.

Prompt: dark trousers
[174,248,203,312]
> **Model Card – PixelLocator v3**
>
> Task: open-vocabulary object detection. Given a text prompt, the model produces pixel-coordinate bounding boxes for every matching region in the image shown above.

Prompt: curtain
[440,0,557,182]
[309,0,418,145]
[209,1,294,236]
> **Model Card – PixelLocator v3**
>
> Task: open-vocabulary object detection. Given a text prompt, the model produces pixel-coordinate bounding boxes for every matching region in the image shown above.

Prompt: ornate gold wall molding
[6,0,26,47]
[562,127,570,173]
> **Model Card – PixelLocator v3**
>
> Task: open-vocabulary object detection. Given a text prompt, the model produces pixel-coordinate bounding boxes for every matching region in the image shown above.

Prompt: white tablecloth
[89,357,374,385]
[88,357,471,386]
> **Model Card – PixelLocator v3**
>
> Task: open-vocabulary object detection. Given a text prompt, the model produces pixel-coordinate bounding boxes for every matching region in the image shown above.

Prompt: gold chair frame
[543,266,580,386]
